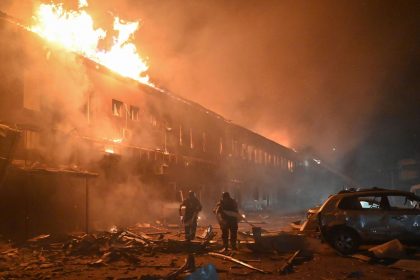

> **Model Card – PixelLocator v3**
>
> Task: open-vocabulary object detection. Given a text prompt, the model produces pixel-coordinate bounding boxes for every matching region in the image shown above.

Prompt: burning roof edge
[0,10,295,155]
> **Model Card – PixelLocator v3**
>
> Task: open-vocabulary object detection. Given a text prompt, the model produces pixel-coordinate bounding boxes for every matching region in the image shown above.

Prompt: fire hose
[221,210,262,238]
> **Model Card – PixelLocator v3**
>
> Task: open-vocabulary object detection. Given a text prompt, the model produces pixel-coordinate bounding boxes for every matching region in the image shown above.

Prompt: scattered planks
[208,252,268,274]
[279,250,301,274]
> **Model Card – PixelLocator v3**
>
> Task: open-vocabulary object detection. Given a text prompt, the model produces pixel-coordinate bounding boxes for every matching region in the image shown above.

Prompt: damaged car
[301,188,420,254]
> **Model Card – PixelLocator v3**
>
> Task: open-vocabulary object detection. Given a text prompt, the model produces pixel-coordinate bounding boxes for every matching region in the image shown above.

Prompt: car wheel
[331,228,360,255]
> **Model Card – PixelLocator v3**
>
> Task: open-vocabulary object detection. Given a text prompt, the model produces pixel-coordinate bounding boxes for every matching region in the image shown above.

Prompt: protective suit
[179,190,202,241]
[214,192,239,251]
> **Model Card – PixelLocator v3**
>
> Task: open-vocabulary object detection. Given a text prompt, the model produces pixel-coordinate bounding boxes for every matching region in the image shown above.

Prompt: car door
[384,194,420,242]
[338,195,389,241]
[355,195,391,240]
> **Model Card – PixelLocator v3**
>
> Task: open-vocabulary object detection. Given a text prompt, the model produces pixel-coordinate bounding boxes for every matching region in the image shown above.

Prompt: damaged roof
[0,10,295,156]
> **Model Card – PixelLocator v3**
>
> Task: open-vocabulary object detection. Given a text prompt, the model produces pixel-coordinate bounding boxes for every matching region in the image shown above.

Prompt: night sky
[345,46,420,186]
[1,0,419,186]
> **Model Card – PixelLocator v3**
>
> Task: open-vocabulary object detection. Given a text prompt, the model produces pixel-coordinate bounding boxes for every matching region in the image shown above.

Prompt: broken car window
[387,195,420,210]
[338,196,384,210]
[358,196,383,209]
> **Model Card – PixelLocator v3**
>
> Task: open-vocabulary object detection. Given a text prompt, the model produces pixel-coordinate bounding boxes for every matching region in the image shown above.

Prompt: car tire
[331,228,360,255]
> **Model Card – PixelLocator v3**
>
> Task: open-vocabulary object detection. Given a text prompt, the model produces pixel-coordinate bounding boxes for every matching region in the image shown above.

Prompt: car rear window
[339,196,384,210]
[387,195,420,210]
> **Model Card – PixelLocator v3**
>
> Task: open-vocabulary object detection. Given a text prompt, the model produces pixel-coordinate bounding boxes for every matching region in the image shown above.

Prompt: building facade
[0,15,344,236]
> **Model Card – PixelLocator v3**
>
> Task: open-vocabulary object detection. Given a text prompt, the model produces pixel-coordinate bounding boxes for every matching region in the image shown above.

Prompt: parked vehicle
[301,188,420,254]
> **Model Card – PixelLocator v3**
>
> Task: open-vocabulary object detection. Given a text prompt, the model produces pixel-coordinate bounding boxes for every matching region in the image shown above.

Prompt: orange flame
[30,0,150,84]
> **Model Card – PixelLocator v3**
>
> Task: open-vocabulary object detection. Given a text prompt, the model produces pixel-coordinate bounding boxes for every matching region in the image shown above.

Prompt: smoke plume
[2,0,419,165]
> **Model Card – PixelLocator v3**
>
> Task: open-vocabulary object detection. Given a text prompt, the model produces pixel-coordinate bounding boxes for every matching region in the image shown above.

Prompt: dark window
[288,160,294,172]
[241,144,247,160]
[247,146,253,161]
[130,106,139,120]
[253,187,259,200]
[281,157,286,169]
[232,140,238,157]
[179,126,183,146]
[189,128,194,149]
[149,114,158,127]
[338,197,363,210]
[112,99,123,117]
[202,132,206,152]
[24,130,40,150]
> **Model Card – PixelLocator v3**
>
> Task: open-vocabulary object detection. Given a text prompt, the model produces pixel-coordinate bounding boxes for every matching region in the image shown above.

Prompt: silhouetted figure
[214,192,239,251]
[179,190,202,241]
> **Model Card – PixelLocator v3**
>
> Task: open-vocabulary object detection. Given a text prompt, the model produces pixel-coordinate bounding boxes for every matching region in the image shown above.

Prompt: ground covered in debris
[0,215,419,280]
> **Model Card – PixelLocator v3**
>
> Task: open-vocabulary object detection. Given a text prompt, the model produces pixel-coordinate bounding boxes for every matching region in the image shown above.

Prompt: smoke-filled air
[1,0,418,164]
[1,2,420,278]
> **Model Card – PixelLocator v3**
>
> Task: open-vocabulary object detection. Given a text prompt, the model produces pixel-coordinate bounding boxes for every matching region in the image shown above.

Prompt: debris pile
[245,231,309,254]
[20,225,216,268]
[349,239,420,273]
[0,226,219,279]
[1,214,419,279]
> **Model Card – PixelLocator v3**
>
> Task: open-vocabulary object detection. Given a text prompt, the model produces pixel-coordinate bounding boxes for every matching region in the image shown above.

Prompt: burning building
[0,5,344,238]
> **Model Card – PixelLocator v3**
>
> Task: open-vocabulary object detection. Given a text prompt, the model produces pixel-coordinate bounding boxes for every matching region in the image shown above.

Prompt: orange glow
[262,130,291,148]
[30,0,150,85]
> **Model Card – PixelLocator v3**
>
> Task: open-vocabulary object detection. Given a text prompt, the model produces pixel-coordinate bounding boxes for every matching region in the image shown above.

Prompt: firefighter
[179,190,202,241]
[214,192,239,252]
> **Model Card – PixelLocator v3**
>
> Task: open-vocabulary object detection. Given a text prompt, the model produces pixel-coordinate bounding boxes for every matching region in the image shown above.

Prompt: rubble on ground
[347,239,420,273]
[367,239,406,260]
[245,231,309,254]
[0,216,419,279]
[24,225,216,261]
[208,252,267,274]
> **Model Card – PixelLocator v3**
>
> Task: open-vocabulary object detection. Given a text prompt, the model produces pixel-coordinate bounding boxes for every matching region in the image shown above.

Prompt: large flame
[30,0,150,84]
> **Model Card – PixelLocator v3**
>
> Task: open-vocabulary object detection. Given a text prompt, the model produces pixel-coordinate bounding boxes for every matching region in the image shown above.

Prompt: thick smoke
[2,0,418,164]
[1,0,418,220]
[0,1,177,228]
[88,0,419,165]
